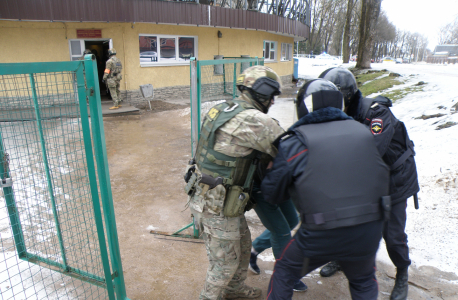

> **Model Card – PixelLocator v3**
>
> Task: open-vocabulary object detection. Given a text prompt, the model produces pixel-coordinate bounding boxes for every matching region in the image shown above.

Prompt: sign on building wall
[77,29,102,38]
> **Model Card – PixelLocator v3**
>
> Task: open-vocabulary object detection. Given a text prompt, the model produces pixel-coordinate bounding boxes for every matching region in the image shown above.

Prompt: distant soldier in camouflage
[184,66,285,300]
[78,49,92,61]
[103,48,123,110]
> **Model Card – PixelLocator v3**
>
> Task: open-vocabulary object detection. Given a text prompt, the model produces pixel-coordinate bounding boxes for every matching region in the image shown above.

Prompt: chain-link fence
[0,57,127,299]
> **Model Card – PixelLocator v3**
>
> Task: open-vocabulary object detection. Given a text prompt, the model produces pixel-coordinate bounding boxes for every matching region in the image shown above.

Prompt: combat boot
[319,261,341,277]
[390,267,408,300]
[224,284,261,299]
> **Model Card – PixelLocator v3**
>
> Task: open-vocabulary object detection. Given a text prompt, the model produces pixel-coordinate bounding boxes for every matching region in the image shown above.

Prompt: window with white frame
[281,43,293,61]
[139,34,197,66]
[263,41,277,61]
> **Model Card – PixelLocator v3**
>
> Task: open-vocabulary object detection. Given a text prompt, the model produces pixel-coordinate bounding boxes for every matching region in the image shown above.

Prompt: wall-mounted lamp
[218,30,222,38]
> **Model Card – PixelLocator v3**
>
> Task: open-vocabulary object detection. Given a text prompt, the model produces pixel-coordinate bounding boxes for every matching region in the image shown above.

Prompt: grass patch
[354,70,388,86]
[383,86,425,102]
[414,113,446,120]
[436,122,458,130]
[359,76,403,97]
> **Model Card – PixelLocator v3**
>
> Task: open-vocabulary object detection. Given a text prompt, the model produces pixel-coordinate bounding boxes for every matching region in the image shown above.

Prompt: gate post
[190,57,199,156]
[83,54,129,300]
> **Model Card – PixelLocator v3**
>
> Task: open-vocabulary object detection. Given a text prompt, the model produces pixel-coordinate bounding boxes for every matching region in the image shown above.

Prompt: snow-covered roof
[434,45,458,56]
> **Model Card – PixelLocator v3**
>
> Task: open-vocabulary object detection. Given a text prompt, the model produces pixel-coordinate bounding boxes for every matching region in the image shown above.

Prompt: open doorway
[69,39,112,101]
[84,40,111,101]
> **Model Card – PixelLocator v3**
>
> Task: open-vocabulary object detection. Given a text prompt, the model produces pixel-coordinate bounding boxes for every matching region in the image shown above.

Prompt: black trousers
[383,199,411,268]
[266,237,378,300]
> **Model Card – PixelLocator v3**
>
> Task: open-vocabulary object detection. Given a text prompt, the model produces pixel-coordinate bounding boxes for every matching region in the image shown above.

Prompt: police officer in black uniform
[263,79,391,300]
[318,67,420,300]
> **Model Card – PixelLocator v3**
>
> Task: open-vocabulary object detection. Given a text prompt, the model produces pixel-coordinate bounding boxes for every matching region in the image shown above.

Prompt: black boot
[319,261,341,277]
[390,267,408,300]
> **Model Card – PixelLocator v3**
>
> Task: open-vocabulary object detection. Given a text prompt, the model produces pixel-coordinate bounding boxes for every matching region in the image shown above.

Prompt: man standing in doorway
[103,48,123,110]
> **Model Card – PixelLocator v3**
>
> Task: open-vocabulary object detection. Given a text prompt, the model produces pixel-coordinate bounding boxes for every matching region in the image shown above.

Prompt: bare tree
[342,0,357,63]
[372,12,395,60]
[307,0,346,55]
[439,17,458,44]
[356,0,381,68]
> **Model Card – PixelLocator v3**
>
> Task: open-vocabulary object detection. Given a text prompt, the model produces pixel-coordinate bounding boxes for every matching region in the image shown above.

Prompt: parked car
[402,58,410,63]
[140,51,157,62]
[315,53,339,61]
[395,58,403,64]
[382,57,395,63]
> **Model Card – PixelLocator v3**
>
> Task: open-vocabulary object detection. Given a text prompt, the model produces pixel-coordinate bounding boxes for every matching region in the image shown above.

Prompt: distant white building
[427,45,458,64]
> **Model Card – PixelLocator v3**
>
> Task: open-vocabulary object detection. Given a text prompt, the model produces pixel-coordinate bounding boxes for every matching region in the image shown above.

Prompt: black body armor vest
[293,119,390,230]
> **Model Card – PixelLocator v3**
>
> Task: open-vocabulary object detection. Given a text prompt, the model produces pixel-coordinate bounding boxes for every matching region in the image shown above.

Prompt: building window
[139,34,197,66]
[263,41,277,61]
[281,43,293,61]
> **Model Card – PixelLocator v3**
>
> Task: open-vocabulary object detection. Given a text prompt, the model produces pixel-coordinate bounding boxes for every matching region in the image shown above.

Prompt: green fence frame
[189,57,264,157]
[0,55,128,299]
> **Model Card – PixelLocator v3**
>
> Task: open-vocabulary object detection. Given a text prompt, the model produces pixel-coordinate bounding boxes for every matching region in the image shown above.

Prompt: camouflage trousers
[192,208,252,300]
[107,78,121,106]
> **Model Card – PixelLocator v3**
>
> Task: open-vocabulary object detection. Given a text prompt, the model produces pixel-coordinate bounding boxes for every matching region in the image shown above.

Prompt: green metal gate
[0,56,128,299]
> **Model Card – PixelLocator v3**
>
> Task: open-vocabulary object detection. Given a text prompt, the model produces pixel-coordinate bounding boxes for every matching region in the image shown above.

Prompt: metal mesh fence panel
[189,57,264,169]
[0,58,127,300]
[198,58,264,105]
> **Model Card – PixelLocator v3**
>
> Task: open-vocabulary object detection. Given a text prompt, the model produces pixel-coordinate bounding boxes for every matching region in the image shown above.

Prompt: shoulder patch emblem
[371,118,383,135]
[207,107,219,120]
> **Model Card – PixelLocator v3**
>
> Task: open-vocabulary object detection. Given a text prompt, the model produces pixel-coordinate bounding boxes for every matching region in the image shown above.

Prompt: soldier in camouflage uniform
[185,66,285,300]
[103,48,123,110]
[78,49,92,60]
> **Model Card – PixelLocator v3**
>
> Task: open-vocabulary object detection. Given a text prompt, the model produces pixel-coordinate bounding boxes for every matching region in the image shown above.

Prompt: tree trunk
[342,0,354,63]
[356,0,381,68]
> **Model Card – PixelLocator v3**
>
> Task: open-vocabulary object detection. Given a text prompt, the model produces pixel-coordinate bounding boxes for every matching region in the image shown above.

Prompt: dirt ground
[103,99,458,300]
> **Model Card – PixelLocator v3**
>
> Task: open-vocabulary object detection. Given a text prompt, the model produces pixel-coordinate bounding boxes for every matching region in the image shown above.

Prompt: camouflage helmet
[108,48,117,56]
[236,66,282,112]
[83,49,92,55]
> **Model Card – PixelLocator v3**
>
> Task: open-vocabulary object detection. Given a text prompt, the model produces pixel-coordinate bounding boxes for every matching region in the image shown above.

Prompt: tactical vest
[195,100,258,188]
[293,119,390,230]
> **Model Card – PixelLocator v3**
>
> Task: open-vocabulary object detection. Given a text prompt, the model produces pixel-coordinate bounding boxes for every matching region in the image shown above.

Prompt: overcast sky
[381,0,458,50]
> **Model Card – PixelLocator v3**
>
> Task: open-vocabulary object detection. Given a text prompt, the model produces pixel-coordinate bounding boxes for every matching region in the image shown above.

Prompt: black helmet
[236,66,282,113]
[296,79,344,119]
[318,67,357,106]
[108,48,117,56]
